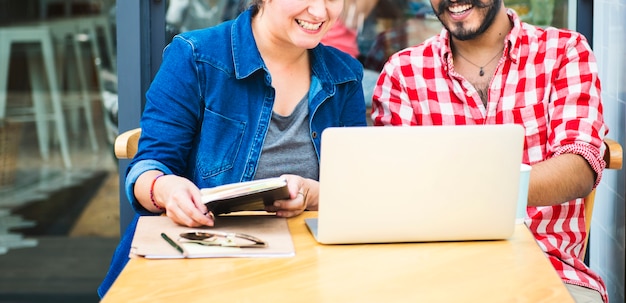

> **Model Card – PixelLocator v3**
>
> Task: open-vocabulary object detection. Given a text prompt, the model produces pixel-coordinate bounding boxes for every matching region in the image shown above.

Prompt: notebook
[306,124,525,244]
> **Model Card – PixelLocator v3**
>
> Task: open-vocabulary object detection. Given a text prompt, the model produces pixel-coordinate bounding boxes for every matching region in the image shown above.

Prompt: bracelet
[150,173,166,212]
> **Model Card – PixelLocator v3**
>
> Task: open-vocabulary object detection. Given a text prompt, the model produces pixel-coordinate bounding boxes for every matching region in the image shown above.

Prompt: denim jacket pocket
[196,109,246,179]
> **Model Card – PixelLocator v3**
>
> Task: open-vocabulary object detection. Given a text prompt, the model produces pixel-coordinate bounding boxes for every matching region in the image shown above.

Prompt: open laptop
[306,124,525,244]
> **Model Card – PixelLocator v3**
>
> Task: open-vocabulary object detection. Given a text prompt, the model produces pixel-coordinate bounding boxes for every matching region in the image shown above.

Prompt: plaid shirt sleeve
[546,31,607,186]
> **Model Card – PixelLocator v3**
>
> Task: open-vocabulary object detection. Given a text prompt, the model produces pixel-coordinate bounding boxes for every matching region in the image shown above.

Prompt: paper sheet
[130,214,295,259]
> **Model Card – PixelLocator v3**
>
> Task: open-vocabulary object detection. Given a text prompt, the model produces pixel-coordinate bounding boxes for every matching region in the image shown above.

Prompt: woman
[98,0,366,297]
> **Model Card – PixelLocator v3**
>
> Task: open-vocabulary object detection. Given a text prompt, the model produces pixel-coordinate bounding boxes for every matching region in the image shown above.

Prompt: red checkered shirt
[372,10,609,302]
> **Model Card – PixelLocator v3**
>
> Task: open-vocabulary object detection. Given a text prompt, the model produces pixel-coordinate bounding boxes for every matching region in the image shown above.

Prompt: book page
[200,177,287,203]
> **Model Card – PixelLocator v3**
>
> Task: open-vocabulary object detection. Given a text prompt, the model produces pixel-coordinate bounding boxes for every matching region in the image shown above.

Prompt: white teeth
[449,4,472,14]
[296,19,322,30]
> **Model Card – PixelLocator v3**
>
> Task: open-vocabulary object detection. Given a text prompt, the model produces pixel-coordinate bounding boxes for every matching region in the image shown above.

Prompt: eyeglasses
[178,231,266,248]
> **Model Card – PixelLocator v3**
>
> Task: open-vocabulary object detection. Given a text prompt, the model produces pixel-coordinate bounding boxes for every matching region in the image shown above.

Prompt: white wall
[591,1,625,302]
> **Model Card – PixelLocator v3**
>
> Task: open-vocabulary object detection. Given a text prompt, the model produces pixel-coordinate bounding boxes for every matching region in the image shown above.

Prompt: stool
[0,25,72,168]
[76,15,116,75]
[48,18,99,151]
[76,15,118,146]
[88,15,116,73]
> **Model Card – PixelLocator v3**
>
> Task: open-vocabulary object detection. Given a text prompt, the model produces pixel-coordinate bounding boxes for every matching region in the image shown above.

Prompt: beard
[432,0,501,41]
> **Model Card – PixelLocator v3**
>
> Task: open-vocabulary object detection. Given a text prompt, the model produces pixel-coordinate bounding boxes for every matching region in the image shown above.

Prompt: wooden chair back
[114,128,141,160]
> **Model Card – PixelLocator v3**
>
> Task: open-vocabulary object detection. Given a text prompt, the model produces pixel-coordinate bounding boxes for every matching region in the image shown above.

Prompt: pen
[161,232,188,258]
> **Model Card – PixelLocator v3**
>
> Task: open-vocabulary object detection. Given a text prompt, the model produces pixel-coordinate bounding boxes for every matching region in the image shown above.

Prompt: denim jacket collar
[231,8,358,96]
[231,9,264,80]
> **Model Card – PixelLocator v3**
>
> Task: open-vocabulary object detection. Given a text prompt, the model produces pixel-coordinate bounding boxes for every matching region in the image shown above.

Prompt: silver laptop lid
[315,124,525,244]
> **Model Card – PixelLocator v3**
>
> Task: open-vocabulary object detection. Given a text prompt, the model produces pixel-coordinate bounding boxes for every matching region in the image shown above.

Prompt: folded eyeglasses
[178,231,266,248]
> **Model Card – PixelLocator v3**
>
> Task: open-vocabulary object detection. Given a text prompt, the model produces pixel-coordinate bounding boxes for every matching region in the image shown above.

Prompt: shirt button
[312,132,318,139]
[466,91,472,97]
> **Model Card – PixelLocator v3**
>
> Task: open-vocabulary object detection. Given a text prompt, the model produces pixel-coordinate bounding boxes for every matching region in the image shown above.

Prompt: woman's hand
[160,175,216,227]
[136,171,214,227]
[268,174,319,217]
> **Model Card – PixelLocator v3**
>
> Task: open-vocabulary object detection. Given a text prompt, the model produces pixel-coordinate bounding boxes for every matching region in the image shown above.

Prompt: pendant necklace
[455,47,504,77]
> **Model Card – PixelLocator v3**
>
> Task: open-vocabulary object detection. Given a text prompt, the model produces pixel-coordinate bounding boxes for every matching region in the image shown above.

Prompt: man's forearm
[527,154,596,207]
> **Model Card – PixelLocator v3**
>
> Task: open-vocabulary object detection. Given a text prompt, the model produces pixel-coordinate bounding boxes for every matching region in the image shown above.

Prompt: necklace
[455,48,503,77]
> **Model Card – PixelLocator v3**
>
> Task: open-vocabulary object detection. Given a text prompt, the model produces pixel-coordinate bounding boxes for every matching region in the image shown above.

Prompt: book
[201,177,290,215]
[130,214,295,259]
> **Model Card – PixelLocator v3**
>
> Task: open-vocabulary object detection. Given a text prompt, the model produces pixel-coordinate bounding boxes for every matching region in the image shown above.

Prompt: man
[371,1,608,302]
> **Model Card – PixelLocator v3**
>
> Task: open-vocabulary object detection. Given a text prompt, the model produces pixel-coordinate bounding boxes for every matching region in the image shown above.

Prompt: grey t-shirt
[254,94,319,181]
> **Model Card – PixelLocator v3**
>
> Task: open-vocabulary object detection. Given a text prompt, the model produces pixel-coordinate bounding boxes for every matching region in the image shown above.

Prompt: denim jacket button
[311,131,318,139]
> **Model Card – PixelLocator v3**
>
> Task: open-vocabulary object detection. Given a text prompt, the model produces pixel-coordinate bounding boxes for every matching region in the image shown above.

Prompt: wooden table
[101,212,574,302]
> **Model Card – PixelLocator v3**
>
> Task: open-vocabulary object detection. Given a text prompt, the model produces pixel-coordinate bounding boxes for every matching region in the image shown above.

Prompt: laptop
[306,124,525,244]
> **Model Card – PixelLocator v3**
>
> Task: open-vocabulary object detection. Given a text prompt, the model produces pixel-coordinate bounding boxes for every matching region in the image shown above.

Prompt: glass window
[162,0,570,71]
[157,0,569,113]
[505,0,569,28]
[165,0,250,41]
[0,0,119,299]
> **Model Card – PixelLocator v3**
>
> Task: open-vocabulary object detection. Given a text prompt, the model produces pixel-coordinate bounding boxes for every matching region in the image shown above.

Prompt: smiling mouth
[296,19,323,31]
[448,3,472,15]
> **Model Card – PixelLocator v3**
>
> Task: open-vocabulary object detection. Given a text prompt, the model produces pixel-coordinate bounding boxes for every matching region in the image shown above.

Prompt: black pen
[161,232,188,258]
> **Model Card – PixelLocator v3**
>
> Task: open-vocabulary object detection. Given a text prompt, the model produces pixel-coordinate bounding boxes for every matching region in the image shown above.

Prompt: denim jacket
[127,8,366,214]
[99,8,366,298]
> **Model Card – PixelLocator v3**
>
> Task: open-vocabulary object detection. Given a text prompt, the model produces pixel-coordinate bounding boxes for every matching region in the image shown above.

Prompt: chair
[114,128,141,160]
[113,128,623,259]
[581,138,622,260]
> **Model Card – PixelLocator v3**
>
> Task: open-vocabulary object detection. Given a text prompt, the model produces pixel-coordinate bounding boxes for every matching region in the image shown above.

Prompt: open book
[201,177,290,215]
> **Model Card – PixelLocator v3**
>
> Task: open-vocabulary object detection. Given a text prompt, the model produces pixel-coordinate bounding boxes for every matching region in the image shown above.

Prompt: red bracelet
[150,173,166,212]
